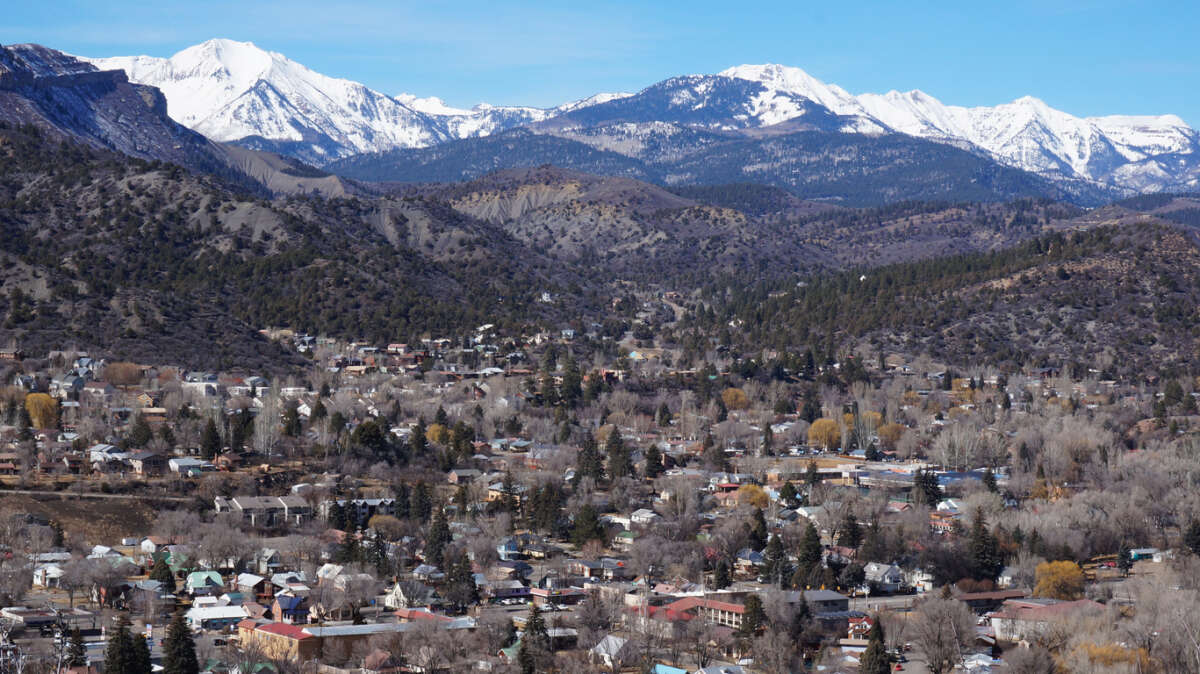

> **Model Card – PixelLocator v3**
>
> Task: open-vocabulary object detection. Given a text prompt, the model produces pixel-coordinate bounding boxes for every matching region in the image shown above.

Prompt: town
[0,322,1195,674]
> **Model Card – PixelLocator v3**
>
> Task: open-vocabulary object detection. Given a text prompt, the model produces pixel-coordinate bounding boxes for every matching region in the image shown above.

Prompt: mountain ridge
[79,39,1200,195]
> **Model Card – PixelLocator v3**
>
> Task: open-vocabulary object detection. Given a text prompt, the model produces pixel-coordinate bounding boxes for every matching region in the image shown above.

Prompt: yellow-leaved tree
[721,388,749,411]
[808,418,841,449]
[25,393,57,429]
[1034,560,1085,600]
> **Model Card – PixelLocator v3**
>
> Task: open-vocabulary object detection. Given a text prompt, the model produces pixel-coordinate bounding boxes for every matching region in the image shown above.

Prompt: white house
[863,562,905,593]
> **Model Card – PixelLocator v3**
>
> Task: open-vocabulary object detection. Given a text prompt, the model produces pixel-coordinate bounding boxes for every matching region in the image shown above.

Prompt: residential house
[185,571,225,596]
[863,562,905,593]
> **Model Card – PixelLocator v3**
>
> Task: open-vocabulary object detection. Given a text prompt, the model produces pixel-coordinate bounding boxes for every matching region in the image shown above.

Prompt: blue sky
[3,0,1197,125]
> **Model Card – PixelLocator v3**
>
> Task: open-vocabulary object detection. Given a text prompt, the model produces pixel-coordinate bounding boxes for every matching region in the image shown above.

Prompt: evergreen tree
[426,508,452,568]
[65,628,86,667]
[150,553,176,593]
[738,595,766,638]
[162,609,199,674]
[837,513,863,550]
[572,504,604,547]
[643,445,664,479]
[200,417,221,460]
[103,614,136,674]
[411,481,432,522]
[749,508,768,550]
[133,631,152,674]
[805,460,820,487]
[411,418,428,455]
[128,414,152,448]
[761,424,774,457]
[968,510,1003,582]
[859,618,891,674]
[500,470,520,516]
[606,430,633,479]
[912,469,942,506]
[702,432,727,471]
[713,559,732,589]
[982,468,998,493]
[779,482,800,508]
[434,405,449,427]
[327,501,347,531]
[1117,542,1133,576]
[561,359,583,408]
[574,431,605,485]
[656,402,671,427]
[523,603,549,651]
[445,550,480,612]
[797,522,823,578]
[762,534,791,587]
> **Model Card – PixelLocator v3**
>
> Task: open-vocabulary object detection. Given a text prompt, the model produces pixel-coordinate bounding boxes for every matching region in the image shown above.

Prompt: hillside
[0,124,576,369]
[686,223,1200,377]
[328,126,1106,207]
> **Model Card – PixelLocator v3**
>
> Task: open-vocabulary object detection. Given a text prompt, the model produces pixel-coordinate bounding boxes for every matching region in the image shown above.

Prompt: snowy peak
[78,39,1198,193]
[720,64,1198,190]
[719,63,861,116]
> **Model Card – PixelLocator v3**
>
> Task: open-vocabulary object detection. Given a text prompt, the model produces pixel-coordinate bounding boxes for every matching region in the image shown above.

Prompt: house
[185,605,248,630]
[168,457,214,475]
[236,573,269,599]
[185,571,225,596]
[383,581,442,610]
[127,451,167,476]
[630,508,662,526]
[88,444,125,464]
[862,562,905,593]
[590,634,635,670]
[271,594,310,624]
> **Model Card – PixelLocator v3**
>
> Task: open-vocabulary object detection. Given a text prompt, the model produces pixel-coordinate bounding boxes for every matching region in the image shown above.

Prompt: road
[0,488,193,503]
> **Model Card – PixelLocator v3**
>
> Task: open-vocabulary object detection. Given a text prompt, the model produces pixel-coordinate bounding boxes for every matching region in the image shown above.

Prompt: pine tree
[574,431,605,485]
[129,414,152,447]
[150,553,176,593]
[805,460,820,487]
[837,513,862,549]
[104,614,136,674]
[65,628,86,667]
[133,631,152,674]
[411,418,428,455]
[162,608,199,674]
[643,445,664,479]
[572,504,604,546]
[738,595,766,638]
[523,603,548,651]
[426,508,452,568]
[761,425,774,457]
[713,559,732,589]
[1117,542,1133,576]
[200,417,221,460]
[411,481,432,522]
[779,482,799,508]
[969,510,1002,582]
[749,508,768,550]
[606,429,633,479]
[859,618,891,674]
[798,522,823,577]
[763,534,791,587]
[982,468,998,493]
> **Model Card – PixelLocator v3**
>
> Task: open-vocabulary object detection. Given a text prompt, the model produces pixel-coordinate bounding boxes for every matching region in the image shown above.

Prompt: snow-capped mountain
[81,39,1198,193]
[81,39,631,166]
[722,64,1199,191]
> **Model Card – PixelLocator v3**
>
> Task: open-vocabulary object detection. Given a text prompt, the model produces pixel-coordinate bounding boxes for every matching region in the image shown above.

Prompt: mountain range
[81,39,1200,197]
